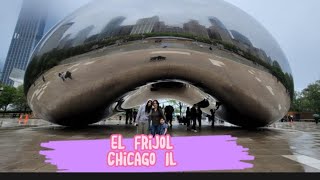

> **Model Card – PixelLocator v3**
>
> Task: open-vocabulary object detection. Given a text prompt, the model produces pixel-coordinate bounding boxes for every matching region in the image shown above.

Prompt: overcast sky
[0,0,319,91]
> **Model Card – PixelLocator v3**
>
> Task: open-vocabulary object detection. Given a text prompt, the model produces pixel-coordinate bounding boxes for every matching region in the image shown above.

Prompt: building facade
[1,0,47,86]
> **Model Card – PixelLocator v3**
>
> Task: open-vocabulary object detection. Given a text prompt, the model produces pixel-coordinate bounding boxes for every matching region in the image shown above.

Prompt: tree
[291,80,320,113]
[0,85,17,116]
[303,80,320,113]
[13,85,30,113]
[291,91,309,112]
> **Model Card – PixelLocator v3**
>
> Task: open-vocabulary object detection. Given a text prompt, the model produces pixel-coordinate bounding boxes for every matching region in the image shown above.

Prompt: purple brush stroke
[39,135,254,172]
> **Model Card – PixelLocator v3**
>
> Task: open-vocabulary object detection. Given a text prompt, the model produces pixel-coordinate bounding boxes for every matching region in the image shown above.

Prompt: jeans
[150,125,160,137]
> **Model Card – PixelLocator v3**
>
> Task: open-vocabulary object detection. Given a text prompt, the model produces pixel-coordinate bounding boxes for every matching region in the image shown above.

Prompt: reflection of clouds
[39,0,291,73]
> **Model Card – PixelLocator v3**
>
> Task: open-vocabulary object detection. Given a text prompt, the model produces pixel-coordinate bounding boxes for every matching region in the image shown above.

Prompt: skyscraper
[1,0,48,86]
[208,17,233,44]
[131,16,159,35]
[183,20,209,38]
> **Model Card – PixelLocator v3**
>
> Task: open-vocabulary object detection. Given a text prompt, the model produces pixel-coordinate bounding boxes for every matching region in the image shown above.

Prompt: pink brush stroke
[39,135,254,172]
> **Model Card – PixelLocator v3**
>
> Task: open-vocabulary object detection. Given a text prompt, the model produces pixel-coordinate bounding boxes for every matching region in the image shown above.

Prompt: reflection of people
[117,114,122,125]
[159,118,168,135]
[133,109,137,123]
[150,100,166,137]
[164,105,174,128]
[125,109,133,124]
[191,105,197,132]
[136,100,153,135]
[210,103,220,128]
[197,106,202,130]
[186,107,191,130]
[58,72,65,81]
[65,71,73,80]
[58,71,72,81]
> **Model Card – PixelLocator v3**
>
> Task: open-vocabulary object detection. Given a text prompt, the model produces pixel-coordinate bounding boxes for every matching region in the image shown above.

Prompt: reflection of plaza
[27,14,294,99]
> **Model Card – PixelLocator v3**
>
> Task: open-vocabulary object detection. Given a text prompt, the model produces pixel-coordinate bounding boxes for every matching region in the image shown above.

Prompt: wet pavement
[0,118,320,172]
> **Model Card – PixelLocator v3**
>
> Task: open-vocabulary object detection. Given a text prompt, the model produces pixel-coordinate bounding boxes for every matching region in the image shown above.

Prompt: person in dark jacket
[150,100,166,137]
[186,107,191,130]
[190,105,197,132]
[197,106,202,130]
[164,105,174,128]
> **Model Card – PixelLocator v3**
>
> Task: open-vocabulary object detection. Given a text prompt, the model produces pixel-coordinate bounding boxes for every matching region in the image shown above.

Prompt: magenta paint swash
[39,135,254,172]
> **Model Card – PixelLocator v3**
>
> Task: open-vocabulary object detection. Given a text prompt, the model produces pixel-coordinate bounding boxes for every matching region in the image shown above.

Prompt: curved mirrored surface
[24,0,294,127]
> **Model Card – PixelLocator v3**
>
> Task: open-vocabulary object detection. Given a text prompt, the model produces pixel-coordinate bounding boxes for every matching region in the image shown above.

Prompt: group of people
[58,71,73,81]
[123,109,137,125]
[134,99,222,136]
[184,103,221,132]
[135,99,168,137]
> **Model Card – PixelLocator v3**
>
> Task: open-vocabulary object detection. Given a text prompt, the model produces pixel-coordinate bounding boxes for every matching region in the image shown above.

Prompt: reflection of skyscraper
[72,25,95,47]
[57,34,72,49]
[208,17,227,30]
[230,30,253,47]
[131,16,159,35]
[1,0,47,86]
[208,17,233,44]
[99,16,126,39]
[153,21,166,33]
[250,48,270,64]
[183,20,209,38]
[154,21,184,34]
[39,22,75,55]
[118,25,134,36]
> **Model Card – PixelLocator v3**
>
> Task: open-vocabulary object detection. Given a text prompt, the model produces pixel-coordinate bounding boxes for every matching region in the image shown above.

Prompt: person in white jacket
[136,99,153,135]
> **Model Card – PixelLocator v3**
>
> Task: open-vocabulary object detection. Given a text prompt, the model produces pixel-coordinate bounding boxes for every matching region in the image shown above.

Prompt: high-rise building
[208,17,233,44]
[38,22,74,55]
[183,20,209,38]
[230,30,253,47]
[99,16,126,40]
[72,25,95,47]
[1,0,48,86]
[131,16,159,35]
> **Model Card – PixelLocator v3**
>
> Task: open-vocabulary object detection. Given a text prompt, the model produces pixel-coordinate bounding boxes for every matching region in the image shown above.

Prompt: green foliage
[291,80,320,113]
[0,85,17,112]
[24,32,294,99]
[13,85,30,112]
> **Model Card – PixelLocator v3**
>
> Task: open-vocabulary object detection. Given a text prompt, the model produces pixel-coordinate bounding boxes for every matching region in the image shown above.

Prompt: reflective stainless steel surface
[24,0,294,127]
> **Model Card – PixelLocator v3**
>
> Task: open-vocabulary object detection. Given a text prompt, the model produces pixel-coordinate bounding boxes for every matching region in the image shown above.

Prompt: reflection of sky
[40,0,291,73]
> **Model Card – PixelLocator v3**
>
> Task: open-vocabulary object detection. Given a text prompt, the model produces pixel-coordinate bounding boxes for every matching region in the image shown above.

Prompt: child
[159,118,168,135]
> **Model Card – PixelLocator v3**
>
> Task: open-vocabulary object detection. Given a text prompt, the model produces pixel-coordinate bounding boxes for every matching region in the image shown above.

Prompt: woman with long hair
[150,100,166,137]
[136,99,153,135]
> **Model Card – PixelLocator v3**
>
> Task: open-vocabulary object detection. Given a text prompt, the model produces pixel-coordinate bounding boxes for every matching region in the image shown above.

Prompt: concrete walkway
[0,119,320,172]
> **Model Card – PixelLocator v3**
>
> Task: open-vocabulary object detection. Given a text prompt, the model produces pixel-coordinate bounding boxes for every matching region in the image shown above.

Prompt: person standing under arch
[136,100,153,135]
[197,106,202,130]
[191,105,197,132]
[150,100,166,137]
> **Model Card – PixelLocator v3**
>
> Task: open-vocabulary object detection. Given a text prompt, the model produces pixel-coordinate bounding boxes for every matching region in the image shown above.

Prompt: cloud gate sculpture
[24,0,294,128]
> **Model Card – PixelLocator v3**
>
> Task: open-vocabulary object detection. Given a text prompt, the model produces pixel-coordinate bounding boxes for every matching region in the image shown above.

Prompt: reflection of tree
[26,17,294,99]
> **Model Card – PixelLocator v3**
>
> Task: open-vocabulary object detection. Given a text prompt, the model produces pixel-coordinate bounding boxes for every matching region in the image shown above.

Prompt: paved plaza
[0,118,320,172]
